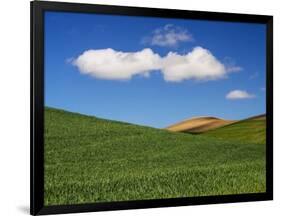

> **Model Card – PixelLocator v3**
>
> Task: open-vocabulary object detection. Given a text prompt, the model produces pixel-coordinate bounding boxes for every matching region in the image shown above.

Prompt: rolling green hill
[202,117,266,144]
[44,107,266,206]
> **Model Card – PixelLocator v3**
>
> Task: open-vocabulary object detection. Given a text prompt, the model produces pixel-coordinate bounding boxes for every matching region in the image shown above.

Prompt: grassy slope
[202,118,266,144]
[44,107,266,205]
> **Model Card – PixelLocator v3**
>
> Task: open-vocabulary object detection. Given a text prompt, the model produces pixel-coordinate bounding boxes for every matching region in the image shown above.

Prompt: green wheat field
[44,107,266,206]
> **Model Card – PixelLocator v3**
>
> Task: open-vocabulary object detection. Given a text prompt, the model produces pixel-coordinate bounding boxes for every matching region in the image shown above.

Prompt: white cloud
[226,66,243,73]
[72,46,239,82]
[161,47,226,82]
[223,57,243,73]
[143,24,193,47]
[72,48,161,80]
[226,90,256,100]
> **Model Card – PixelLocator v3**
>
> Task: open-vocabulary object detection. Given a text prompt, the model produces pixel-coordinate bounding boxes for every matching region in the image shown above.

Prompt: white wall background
[0,0,279,215]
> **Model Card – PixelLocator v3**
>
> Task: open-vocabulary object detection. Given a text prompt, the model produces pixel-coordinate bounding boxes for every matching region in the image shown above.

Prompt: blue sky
[44,11,266,128]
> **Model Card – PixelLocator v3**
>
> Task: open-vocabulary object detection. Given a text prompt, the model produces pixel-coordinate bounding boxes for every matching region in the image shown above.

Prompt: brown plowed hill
[165,114,266,134]
[166,116,237,133]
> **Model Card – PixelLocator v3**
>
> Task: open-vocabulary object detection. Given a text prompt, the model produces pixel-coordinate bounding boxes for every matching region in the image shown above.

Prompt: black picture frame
[30,1,273,215]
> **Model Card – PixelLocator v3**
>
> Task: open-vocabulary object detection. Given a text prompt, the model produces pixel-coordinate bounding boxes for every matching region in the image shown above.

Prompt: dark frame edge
[37,193,272,215]
[266,16,273,199]
[30,1,34,214]
[33,0,272,23]
[31,1,45,215]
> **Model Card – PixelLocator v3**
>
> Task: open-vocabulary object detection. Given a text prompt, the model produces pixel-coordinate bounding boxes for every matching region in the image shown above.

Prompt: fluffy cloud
[162,47,226,82]
[143,24,193,47]
[73,48,161,80]
[226,90,256,100]
[72,46,239,82]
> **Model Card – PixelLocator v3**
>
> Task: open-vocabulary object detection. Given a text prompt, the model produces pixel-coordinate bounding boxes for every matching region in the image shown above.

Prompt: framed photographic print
[30,1,273,215]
